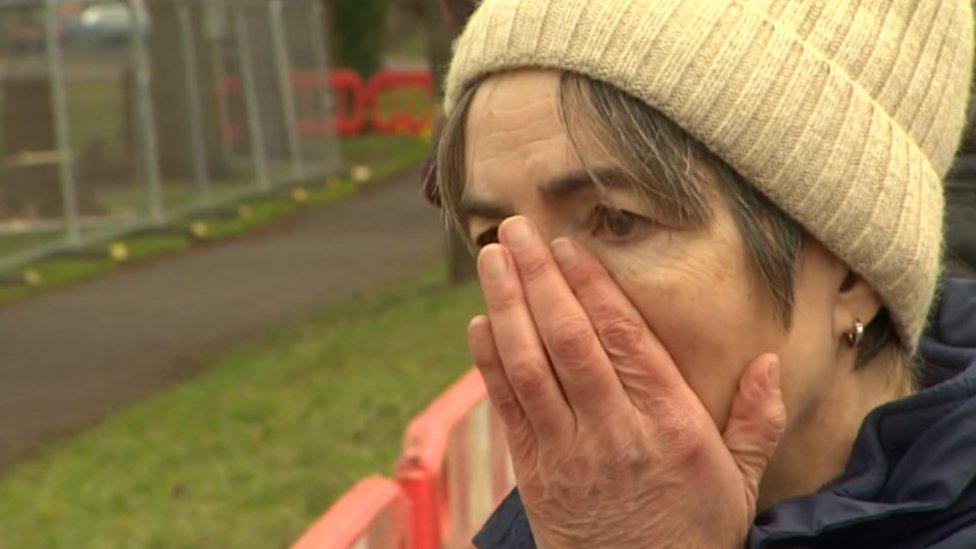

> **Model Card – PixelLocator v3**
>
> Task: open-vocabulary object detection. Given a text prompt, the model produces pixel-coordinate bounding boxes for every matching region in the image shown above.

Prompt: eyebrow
[459,167,631,220]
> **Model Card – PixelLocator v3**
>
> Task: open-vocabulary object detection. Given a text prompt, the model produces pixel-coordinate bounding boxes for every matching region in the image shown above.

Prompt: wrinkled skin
[461,69,910,547]
[470,225,785,547]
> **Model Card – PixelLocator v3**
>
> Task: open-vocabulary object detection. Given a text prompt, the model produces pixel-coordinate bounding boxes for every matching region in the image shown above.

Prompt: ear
[831,269,883,344]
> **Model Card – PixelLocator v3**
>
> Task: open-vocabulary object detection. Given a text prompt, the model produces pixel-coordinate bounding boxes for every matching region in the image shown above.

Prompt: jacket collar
[751,278,976,545]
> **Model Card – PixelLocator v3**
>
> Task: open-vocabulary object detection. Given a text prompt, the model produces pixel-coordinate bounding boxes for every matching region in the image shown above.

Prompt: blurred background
[0,1,972,547]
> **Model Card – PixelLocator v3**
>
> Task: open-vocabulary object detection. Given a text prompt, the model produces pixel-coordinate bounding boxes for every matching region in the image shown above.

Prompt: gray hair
[433,70,909,376]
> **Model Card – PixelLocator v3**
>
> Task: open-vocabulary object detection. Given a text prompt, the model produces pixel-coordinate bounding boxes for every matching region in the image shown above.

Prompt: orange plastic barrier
[326,68,370,137]
[365,70,434,135]
[293,369,514,549]
[293,476,412,549]
[395,369,516,549]
[216,69,433,140]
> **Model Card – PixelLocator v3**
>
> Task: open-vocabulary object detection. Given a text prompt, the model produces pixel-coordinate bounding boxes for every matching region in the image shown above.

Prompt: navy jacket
[474,278,976,548]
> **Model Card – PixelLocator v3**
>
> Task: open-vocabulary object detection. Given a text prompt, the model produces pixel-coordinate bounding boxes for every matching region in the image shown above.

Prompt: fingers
[548,235,691,410]
[476,244,575,448]
[722,354,787,510]
[496,217,630,419]
[468,315,537,465]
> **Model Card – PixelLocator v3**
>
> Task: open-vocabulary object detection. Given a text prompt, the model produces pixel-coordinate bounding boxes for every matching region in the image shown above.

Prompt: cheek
[771,256,843,427]
[597,235,784,429]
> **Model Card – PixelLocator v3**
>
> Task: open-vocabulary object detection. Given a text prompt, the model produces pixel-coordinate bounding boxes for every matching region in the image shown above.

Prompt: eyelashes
[473,204,652,249]
[475,226,500,248]
[591,203,643,239]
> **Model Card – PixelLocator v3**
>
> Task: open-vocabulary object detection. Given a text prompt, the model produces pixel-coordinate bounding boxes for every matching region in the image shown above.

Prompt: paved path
[0,172,446,468]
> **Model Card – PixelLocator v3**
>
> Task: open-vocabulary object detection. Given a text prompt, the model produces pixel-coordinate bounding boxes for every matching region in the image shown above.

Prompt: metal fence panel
[0,2,72,262]
[0,0,340,274]
[279,0,339,170]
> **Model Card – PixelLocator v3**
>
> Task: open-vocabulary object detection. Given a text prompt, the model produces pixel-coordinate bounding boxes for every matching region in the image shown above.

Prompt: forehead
[464,69,591,203]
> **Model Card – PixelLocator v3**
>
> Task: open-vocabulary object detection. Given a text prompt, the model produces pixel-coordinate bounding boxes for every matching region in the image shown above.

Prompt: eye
[475,226,499,248]
[591,204,652,241]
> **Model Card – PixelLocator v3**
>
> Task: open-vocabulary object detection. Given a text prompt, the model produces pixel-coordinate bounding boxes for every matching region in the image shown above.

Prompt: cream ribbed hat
[444,0,974,349]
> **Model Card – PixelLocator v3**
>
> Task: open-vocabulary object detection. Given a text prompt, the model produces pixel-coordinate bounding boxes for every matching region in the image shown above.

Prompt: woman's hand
[467,216,787,548]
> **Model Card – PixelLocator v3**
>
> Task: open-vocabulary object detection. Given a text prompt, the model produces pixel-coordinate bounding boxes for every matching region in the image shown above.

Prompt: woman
[426,1,976,547]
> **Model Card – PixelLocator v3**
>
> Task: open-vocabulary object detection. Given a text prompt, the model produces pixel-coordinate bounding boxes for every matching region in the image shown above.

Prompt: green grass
[339,133,433,180]
[0,134,432,306]
[0,231,191,303]
[0,263,482,548]
[0,230,66,257]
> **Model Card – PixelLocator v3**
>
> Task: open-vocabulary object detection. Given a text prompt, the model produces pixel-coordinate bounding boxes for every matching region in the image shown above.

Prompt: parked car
[63,4,147,50]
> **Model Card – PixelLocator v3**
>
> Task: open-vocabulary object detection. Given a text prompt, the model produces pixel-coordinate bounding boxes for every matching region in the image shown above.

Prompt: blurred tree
[332,0,388,76]
[404,0,477,283]
[436,0,477,37]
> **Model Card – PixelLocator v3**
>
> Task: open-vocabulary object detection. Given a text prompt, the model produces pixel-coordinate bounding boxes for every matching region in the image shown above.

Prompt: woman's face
[462,69,848,431]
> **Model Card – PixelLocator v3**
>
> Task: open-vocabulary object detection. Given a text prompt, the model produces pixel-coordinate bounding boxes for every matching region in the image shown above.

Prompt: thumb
[722,353,787,511]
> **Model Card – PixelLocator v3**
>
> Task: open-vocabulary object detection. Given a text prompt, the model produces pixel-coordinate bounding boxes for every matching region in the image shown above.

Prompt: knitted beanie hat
[443,0,974,350]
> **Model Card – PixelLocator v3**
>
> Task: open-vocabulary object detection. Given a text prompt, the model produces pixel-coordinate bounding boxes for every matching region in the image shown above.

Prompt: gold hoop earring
[846,318,864,348]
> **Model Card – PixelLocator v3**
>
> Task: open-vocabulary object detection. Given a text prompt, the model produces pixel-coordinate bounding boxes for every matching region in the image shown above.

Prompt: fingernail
[501,217,534,250]
[479,246,508,281]
[468,315,486,332]
[551,238,578,269]
[767,359,781,391]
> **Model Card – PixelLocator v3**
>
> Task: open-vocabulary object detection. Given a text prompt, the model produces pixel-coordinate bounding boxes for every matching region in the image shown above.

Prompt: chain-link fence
[0,0,340,273]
